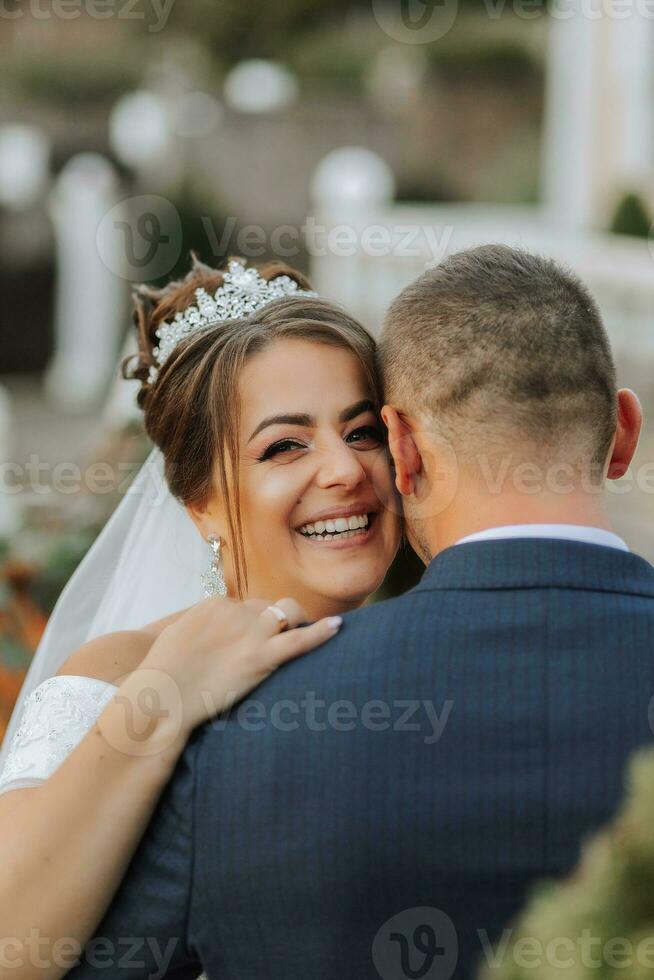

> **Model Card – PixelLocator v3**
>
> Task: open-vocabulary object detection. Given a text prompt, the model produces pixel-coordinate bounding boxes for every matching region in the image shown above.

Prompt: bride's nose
[314,440,367,491]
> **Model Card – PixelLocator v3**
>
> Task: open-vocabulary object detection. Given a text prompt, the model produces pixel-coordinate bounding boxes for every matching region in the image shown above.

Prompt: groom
[68,245,654,979]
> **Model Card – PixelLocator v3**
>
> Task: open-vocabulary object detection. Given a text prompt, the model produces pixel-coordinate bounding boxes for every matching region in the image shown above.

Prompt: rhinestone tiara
[147,259,318,384]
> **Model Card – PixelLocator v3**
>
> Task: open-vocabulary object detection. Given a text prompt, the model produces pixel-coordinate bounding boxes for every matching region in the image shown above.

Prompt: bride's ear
[185,501,218,541]
[381,405,422,497]
[185,477,231,548]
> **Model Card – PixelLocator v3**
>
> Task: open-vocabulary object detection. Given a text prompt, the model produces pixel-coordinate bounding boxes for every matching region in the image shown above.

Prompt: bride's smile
[190,336,401,620]
[295,507,375,546]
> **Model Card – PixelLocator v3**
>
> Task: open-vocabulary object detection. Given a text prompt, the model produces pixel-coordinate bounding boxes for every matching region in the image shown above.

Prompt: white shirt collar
[455,523,629,552]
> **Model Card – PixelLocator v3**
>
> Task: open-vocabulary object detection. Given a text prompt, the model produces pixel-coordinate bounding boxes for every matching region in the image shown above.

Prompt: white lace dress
[0,675,119,793]
[0,675,207,980]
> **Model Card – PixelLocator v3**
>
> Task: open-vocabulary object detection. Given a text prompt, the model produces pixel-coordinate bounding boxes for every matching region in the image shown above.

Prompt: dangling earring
[201,534,228,597]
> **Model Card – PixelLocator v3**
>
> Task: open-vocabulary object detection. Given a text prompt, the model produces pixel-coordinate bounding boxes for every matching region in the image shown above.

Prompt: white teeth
[298,513,371,538]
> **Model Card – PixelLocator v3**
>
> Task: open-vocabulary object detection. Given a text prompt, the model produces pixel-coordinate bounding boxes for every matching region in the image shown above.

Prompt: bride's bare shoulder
[54,607,190,684]
[55,607,190,685]
[55,629,155,685]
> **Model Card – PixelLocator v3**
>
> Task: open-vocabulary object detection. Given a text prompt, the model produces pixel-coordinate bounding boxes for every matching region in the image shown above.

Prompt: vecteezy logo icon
[392,926,444,977]
[97,668,184,757]
[372,907,458,979]
[114,686,170,742]
[96,194,183,281]
[401,0,442,29]
[116,211,170,270]
[371,0,459,44]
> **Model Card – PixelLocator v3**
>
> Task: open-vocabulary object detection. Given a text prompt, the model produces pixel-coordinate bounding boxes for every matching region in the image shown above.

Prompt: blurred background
[0,0,653,737]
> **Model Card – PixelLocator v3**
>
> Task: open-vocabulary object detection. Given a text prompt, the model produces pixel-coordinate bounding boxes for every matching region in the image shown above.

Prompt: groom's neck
[424,484,614,559]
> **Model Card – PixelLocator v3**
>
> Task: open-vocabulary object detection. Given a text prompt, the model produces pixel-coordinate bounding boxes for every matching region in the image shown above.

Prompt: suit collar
[413,537,654,598]
[453,523,629,552]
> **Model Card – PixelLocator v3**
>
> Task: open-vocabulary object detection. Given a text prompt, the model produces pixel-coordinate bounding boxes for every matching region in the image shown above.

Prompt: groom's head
[379,244,642,561]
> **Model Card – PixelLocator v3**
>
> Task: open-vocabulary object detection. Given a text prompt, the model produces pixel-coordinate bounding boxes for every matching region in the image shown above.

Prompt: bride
[0,256,401,979]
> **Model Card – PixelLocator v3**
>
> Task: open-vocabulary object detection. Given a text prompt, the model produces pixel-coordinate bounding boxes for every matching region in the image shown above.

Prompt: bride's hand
[137,597,342,736]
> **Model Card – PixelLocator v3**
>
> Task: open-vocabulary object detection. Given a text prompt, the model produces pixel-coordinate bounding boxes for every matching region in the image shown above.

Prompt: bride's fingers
[266,615,343,668]
[270,597,307,629]
[256,597,308,639]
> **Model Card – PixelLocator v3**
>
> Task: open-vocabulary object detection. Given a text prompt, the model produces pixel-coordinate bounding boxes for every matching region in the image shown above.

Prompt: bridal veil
[0,447,207,773]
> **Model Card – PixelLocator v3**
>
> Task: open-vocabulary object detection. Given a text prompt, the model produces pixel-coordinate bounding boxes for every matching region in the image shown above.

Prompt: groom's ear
[606,388,643,480]
[381,405,422,496]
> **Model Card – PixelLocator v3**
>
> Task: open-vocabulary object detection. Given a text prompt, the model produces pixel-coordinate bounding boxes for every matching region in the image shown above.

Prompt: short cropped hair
[380,244,617,466]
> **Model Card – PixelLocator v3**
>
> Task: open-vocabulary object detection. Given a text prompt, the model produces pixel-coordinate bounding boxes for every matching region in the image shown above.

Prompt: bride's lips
[293,507,379,550]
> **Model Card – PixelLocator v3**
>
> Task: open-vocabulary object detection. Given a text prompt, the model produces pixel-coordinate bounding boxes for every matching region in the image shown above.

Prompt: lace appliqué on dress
[0,675,118,794]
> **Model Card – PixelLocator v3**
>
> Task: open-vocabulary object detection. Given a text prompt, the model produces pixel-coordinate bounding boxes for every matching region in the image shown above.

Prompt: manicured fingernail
[326,616,342,630]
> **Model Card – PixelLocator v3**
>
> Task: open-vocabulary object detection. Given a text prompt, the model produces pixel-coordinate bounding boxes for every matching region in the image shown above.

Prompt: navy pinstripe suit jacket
[69,538,654,979]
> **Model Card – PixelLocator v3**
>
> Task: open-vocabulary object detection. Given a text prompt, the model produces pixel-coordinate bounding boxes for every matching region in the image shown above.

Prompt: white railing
[309,203,654,366]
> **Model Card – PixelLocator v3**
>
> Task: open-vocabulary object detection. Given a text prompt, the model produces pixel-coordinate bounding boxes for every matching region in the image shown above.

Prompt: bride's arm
[0,631,189,980]
[0,596,340,980]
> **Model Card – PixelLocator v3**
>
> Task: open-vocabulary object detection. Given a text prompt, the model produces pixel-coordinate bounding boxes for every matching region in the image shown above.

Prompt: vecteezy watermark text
[203,216,455,266]
[373,908,654,980]
[0,930,179,976]
[372,0,654,48]
[4,452,654,503]
[99,683,455,757]
[480,926,654,970]
[204,693,454,745]
[0,0,175,32]
[96,195,456,282]
[0,456,170,503]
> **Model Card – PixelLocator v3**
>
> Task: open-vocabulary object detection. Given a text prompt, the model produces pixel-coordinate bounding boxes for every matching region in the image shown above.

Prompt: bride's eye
[258,438,306,462]
[346,424,385,449]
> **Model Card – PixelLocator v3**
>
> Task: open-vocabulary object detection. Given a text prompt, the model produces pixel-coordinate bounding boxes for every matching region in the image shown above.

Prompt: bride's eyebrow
[247,399,376,443]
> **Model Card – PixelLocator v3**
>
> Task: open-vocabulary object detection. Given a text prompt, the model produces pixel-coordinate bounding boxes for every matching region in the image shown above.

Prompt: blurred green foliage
[7,52,142,106]
[428,38,542,78]
[168,0,546,66]
[287,27,379,93]
[610,192,652,239]
[3,1,543,106]
[168,0,372,60]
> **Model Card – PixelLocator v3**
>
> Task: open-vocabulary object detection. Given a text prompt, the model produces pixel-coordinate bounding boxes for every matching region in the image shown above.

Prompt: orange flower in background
[0,666,26,742]
[0,560,49,743]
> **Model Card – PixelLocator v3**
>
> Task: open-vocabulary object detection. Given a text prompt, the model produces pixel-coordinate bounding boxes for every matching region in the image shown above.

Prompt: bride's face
[213,338,400,618]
